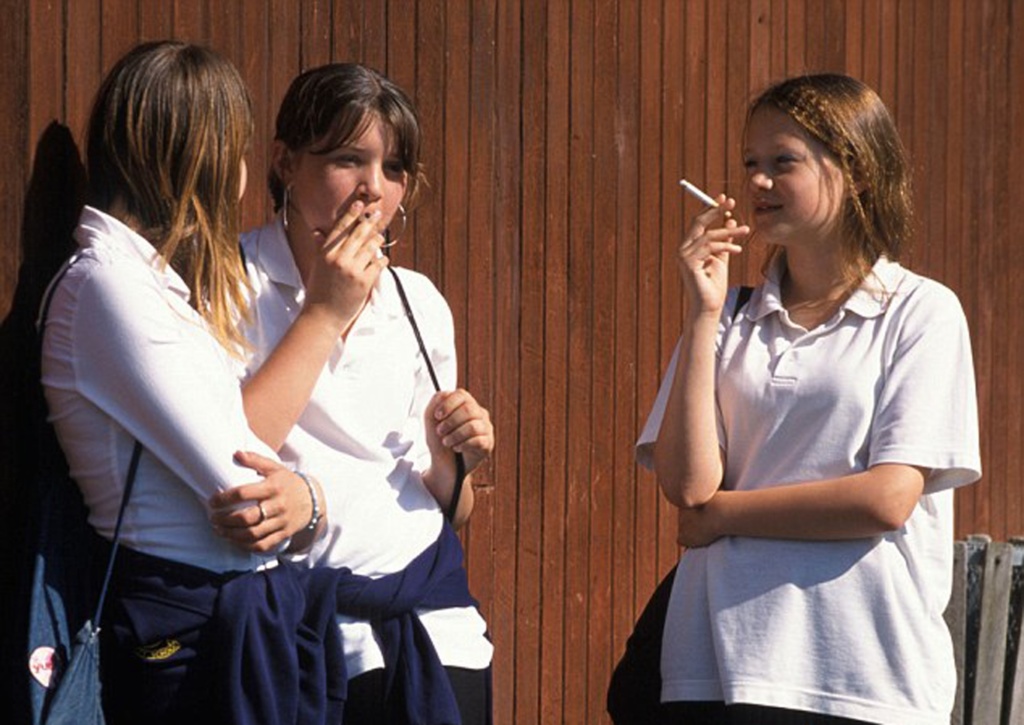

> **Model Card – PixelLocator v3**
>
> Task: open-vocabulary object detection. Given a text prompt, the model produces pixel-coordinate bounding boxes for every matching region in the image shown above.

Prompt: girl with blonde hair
[42,41,334,723]
[639,74,980,724]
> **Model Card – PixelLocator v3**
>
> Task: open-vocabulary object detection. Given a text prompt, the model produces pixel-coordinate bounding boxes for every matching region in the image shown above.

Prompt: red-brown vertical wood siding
[2,2,1021,723]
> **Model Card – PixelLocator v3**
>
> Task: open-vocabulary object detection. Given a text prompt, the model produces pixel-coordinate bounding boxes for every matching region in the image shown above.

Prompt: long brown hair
[86,40,253,354]
[748,74,914,285]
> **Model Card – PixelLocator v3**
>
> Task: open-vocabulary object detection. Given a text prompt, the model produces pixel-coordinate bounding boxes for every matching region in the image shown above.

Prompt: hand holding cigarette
[675,180,749,313]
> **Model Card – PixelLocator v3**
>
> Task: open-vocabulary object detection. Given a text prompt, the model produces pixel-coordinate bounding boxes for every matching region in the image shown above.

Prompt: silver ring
[257,502,267,524]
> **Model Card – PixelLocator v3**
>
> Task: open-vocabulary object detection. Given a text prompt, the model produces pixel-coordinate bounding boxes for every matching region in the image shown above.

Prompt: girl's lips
[753,202,782,214]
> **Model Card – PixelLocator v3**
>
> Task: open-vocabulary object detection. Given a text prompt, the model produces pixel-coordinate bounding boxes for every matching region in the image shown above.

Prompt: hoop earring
[282,186,292,231]
[381,204,406,248]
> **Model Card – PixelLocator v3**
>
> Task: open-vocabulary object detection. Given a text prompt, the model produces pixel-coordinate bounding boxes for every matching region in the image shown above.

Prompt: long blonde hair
[86,41,253,354]
[748,74,914,286]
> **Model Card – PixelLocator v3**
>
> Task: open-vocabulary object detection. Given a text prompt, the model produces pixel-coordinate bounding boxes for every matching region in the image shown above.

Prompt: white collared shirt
[41,206,278,573]
[241,220,492,675]
[638,257,981,723]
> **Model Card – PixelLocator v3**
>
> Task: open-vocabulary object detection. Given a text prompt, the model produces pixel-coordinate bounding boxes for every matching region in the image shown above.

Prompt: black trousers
[344,665,492,725]
[660,701,874,724]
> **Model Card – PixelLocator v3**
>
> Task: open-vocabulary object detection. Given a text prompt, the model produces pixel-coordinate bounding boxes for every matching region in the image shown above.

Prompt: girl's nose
[358,165,384,199]
[749,171,773,190]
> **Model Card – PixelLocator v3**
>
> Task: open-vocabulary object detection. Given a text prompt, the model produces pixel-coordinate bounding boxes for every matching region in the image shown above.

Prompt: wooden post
[971,537,1014,725]
[948,540,968,725]
[963,535,990,722]
[1003,538,1024,725]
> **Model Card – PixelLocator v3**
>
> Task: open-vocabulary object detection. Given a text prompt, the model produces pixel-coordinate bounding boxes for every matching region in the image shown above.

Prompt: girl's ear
[271,140,295,185]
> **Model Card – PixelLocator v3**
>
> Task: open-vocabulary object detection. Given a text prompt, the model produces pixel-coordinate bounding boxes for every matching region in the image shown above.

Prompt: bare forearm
[422,464,475,528]
[448,474,475,529]
[688,464,926,543]
[243,305,344,450]
[653,313,723,507]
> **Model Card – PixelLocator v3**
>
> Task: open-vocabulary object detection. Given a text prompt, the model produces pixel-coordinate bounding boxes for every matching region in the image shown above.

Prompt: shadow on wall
[0,121,84,724]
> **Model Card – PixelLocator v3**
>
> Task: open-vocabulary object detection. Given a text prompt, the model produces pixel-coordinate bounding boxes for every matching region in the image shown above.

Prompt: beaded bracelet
[294,471,322,532]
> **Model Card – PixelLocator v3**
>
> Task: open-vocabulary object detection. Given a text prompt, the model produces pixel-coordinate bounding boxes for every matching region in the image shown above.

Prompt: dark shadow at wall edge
[0,122,84,725]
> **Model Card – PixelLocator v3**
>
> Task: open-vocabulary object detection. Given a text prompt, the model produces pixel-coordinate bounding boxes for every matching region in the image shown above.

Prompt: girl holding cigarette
[212,63,494,724]
[637,74,979,724]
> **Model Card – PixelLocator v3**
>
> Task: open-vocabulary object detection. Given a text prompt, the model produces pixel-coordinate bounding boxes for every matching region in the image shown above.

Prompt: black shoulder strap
[733,285,754,320]
[94,442,142,623]
[386,266,466,522]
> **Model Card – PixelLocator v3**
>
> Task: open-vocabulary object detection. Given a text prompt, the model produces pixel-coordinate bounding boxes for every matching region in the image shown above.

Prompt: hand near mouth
[303,201,389,335]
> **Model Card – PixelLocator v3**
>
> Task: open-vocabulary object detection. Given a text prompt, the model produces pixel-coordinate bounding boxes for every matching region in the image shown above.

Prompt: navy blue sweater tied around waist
[106,522,480,725]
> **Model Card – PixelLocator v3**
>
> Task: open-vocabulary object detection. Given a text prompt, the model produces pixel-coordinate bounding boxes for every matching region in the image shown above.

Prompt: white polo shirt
[41,206,278,573]
[637,257,981,724]
[241,220,492,677]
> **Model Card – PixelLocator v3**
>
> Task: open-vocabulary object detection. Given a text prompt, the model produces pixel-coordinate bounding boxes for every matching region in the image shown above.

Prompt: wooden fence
[948,537,1024,725]
[2,2,1023,723]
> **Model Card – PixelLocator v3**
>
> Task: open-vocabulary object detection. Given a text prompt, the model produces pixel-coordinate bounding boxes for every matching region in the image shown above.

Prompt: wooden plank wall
[1,2,1022,723]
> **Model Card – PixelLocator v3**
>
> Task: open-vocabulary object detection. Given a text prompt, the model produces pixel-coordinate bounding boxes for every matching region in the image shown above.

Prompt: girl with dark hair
[638,74,980,724]
[216,63,494,724]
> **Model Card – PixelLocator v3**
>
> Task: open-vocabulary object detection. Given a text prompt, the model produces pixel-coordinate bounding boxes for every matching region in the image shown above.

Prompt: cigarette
[678,179,719,208]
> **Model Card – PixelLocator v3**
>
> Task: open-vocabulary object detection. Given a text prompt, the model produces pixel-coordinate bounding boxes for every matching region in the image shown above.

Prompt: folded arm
[209,450,328,554]
[676,463,927,548]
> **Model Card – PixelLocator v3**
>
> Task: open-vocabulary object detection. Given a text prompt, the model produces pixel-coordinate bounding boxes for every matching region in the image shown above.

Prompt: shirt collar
[76,205,191,299]
[751,253,906,321]
[254,217,305,291]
